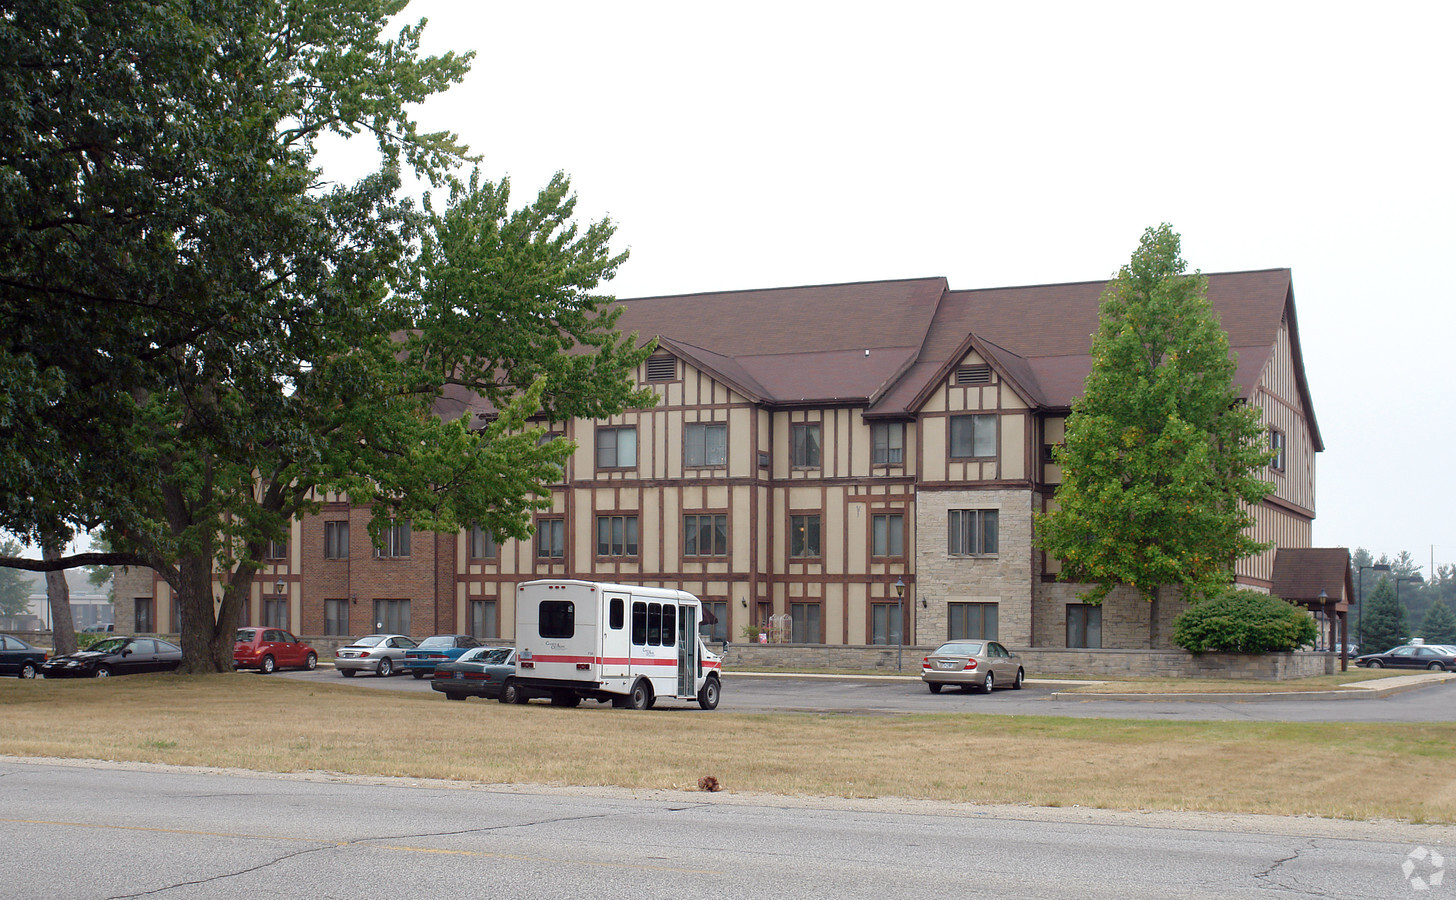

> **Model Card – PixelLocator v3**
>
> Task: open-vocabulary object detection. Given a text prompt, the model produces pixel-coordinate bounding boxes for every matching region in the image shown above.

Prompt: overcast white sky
[333,2,1453,572]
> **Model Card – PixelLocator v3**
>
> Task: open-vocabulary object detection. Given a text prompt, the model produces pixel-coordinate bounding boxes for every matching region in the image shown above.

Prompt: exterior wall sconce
[274,578,286,596]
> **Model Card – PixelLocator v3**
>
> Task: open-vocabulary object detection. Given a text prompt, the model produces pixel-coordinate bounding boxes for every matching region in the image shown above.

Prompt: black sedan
[0,634,48,679]
[40,636,183,678]
[1354,644,1456,671]
[430,646,525,702]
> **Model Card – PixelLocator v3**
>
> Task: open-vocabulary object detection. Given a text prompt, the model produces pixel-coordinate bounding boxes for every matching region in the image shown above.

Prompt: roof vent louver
[645,355,677,382]
[956,364,991,385]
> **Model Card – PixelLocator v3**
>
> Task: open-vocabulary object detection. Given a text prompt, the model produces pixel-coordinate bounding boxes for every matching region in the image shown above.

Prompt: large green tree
[1417,600,1456,645]
[1035,225,1274,623]
[1360,578,1408,652]
[0,0,655,672]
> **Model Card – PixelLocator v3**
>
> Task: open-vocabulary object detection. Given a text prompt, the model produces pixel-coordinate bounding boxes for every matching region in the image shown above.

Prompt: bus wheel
[697,676,721,710]
[626,679,652,710]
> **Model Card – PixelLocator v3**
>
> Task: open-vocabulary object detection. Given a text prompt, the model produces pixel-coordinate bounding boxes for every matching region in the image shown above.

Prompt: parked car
[333,634,417,677]
[920,640,1025,693]
[40,636,183,678]
[402,634,485,679]
[1354,644,1456,671]
[233,628,318,674]
[81,623,114,633]
[430,646,525,701]
[0,634,48,679]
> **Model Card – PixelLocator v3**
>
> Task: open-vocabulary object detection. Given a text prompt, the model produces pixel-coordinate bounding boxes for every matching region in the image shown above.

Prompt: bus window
[662,604,676,647]
[647,603,662,646]
[609,598,624,630]
[539,601,575,639]
[632,601,647,646]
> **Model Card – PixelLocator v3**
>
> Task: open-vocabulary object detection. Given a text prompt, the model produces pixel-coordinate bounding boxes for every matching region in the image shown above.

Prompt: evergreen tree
[1360,578,1408,652]
[1035,225,1274,608]
[1417,600,1456,645]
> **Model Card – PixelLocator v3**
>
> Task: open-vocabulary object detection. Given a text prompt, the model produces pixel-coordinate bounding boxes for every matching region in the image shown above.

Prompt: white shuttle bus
[510,579,723,710]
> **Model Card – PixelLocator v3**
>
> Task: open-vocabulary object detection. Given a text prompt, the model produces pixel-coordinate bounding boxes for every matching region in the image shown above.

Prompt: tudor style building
[115,268,1323,651]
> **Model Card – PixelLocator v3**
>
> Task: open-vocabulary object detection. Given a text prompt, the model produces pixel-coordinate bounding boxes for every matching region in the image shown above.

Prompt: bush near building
[1173,589,1318,653]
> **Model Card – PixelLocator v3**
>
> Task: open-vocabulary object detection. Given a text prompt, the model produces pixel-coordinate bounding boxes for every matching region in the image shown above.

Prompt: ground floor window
[170,598,184,634]
[324,599,349,636]
[871,602,903,645]
[263,598,288,629]
[1066,604,1102,649]
[134,598,154,633]
[790,602,821,643]
[699,600,728,643]
[949,602,998,640]
[374,599,410,635]
[469,599,498,640]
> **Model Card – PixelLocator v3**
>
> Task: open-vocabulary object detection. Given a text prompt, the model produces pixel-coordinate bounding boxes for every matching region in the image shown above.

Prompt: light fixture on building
[274,578,286,596]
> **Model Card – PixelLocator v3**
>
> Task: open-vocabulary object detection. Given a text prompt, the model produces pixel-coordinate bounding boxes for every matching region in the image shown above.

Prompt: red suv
[233,628,318,674]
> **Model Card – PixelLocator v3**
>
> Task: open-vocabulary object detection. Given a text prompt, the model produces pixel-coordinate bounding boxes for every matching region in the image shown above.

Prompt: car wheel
[94,666,112,678]
[261,655,276,675]
[1013,668,1025,690]
[697,676,721,710]
[412,671,426,680]
[499,680,520,704]
[376,658,392,677]
[1367,660,1383,668]
[626,679,652,710]
[304,653,317,671]
[19,662,37,679]
[927,682,943,694]
[1429,662,1444,670]
[340,668,356,677]
[981,672,994,693]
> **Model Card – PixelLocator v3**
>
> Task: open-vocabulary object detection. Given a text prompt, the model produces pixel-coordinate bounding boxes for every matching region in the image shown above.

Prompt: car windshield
[935,642,984,657]
[481,648,513,665]
[353,635,388,647]
[235,629,257,642]
[417,636,455,649]
[88,638,128,654]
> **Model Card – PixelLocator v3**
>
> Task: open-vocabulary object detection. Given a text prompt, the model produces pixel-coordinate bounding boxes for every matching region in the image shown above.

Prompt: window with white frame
[684,422,727,467]
[871,422,904,465]
[948,509,999,555]
[1269,428,1286,471]
[595,426,637,469]
[791,423,821,468]
[949,414,997,458]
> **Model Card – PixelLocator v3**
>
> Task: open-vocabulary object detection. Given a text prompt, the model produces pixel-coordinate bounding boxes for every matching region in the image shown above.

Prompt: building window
[1269,428,1286,471]
[596,426,637,469]
[949,602,998,640]
[469,525,496,560]
[263,598,288,629]
[700,600,728,643]
[872,513,904,558]
[134,598,154,633]
[684,422,727,467]
[790,602,821,643]
[948,509,999,555]
[375,519,411,558]
[1067,604,1102,649]
[469,599,498,639]
[871,603,902,645]
[266,538,288,560]
[684,514,728,557]
[950,414,997,458]
[789,514,821,558]
[324,599,350,636]
[596,515,639,557]
[791,423,821,468]
[170,597,184,633]
[536,518,565,559]
[324,521,349,560]
[374,598,411,635]
[871,422,904,465]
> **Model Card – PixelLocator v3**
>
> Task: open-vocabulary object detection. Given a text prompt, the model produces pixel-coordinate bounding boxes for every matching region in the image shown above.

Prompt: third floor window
[872,422,904,465]
[949,414,997,459]
[684,422,727,467]
[596,426,637,469]
[792,423,821,468]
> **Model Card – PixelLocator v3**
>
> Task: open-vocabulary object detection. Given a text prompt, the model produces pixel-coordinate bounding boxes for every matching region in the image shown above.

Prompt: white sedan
[334,634,418,677]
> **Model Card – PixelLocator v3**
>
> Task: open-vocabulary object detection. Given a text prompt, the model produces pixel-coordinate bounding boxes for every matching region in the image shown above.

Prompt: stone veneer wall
[1033,581,1193,649]
[914,488,1034,647]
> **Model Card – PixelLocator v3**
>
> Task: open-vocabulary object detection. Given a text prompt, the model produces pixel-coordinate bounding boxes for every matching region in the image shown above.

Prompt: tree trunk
[173,553,232,674]
[42,535,77,656]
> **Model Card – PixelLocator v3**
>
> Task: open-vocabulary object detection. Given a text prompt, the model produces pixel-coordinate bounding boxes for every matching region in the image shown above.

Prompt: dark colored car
[0,634,48,679]
[403,634,484,679]
[430,646,524,701]
[40,636,183,678]
[233,628,318,674]
[1354,644,1456,671]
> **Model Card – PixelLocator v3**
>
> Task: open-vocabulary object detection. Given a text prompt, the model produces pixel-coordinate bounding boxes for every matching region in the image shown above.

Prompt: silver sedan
[334,634,418,677]
[920,640,1024,693]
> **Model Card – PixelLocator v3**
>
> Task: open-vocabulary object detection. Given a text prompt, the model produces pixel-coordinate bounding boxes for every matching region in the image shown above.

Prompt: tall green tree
[1417,600,1456,645]
[0,538,29,618]
[1360,578,1408,652]
[0,0,654,673]
[1035,225,1274,621]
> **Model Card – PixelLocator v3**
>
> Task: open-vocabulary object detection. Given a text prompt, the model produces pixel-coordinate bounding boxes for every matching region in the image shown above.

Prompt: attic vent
[645,355,677,382]
[956,364,991,385]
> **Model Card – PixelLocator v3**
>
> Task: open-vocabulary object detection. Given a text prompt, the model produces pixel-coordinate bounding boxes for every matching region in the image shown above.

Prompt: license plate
[938,661,957,669]
[453,672,463,680]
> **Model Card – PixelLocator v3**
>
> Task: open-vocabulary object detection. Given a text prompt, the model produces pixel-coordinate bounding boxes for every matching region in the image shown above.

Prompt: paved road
[2,758,1446,899]
[277,668,1456,722]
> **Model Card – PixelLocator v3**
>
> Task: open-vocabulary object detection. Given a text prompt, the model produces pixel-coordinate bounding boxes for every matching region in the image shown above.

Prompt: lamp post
[894,578,905,673]
[1396,573,1425,642]
[1357,563,1390,649]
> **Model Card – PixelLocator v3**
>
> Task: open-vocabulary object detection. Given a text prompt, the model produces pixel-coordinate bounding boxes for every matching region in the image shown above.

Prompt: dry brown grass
[1059,670,1403,693]
[2,674,1453,823]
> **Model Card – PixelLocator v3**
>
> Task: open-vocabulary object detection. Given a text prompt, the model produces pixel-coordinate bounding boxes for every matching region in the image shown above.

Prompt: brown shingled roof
[1271,548,1353,606]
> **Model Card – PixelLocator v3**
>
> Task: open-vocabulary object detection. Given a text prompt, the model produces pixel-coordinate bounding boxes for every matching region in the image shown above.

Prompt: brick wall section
[915,488,1034,647]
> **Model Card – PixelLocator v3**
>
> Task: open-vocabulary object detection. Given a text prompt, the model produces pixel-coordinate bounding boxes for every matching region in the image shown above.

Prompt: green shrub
[1173,589,1318,653]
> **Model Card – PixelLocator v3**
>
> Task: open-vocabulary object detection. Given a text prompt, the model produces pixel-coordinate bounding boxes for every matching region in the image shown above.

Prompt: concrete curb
[1048,672,1456,702]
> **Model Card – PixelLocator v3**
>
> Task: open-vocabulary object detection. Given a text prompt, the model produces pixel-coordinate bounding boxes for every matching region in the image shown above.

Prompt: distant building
[3,569,113,632]
[115,269,1326,650]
